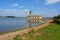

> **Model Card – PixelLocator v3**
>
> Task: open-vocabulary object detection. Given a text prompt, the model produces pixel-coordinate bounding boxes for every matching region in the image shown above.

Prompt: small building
[27,11,42,23]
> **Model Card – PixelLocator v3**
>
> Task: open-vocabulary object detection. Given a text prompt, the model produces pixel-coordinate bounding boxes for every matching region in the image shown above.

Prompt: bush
[53,15,60,24]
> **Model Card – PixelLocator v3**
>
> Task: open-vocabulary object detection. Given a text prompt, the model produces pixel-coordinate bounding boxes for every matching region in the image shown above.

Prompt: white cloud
[11,3,19,7]
[5,9,11,11]
[51,9,57,11]
[19,6,25,8]
[0,9,29,17]
[24,9,29,11]
[11,3,25,9]
[45,0,60,5]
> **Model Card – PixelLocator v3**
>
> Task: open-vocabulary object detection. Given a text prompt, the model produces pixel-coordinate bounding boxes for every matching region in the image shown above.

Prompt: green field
[13,24,60,40]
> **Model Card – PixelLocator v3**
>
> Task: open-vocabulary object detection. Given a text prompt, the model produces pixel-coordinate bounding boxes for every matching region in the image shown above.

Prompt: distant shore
[0,16,22,18]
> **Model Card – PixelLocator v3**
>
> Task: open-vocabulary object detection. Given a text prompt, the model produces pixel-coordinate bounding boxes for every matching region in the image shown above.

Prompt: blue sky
[0,0,60,17]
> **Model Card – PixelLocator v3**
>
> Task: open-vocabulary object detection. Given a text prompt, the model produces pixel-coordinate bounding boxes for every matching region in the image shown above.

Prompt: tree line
[53,15,60,24]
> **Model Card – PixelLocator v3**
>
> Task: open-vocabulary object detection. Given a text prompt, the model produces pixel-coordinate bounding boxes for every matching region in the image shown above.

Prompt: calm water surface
[0,18,45,33]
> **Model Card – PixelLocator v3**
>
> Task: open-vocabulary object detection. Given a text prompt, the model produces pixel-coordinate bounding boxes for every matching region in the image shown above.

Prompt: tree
[53,15,60,24]
[6,16,15,18]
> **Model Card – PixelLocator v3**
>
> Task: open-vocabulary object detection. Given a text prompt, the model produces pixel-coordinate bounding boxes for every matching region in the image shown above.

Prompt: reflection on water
[0,18,46,33]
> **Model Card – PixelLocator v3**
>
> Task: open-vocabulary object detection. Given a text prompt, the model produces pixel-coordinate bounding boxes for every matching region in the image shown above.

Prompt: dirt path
[0,20,52,40]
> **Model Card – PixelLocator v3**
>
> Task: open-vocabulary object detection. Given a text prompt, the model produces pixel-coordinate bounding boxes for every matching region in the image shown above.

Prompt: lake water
[0,18,46,33]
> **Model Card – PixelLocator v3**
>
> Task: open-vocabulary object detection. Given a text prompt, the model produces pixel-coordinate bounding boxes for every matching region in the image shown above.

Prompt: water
[0,17,45,33]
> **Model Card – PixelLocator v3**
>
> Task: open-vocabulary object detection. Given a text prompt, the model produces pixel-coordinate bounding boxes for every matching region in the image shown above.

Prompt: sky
[0,0,60,17]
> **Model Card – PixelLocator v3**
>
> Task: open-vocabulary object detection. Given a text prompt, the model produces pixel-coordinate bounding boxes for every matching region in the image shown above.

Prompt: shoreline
[0,20,46,35]
[0,19,52,40]
[0,23,42,35]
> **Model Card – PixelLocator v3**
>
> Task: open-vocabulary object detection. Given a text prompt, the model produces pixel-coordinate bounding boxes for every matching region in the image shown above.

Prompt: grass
[13,24,60,40]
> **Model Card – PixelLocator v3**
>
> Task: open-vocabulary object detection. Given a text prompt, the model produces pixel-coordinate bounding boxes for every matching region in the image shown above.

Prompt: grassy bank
[13,24,60,40]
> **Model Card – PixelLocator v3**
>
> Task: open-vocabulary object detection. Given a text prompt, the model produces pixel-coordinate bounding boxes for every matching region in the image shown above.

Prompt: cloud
[0,9,29,17]
[51,9,57,12]
[11,3,19,7]
[11,3,25,9]
[19,6,25,8]
[45,0,60,5]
